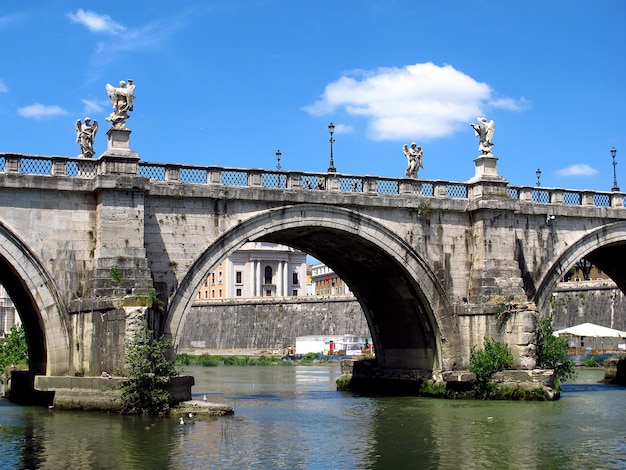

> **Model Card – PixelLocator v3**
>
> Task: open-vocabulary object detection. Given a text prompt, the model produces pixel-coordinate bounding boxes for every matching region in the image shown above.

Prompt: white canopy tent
[553,322,626,352]
[553,323,626,338]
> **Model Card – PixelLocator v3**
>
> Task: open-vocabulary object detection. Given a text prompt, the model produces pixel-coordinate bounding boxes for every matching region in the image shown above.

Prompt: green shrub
[536,315,576,388]
[336,376,351,391]
[0,325,28,382]
[300,352,318,364]
[469,337,514,398]
[583,358,600,367]
[120,320,178,415]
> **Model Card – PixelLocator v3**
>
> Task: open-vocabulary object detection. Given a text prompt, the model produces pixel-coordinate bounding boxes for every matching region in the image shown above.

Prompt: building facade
[0,284,19,338]
[310,262,352,296]
[196,242,308,300]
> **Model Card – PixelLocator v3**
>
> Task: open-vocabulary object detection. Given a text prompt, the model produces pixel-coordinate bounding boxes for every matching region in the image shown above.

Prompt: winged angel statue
[75,117,98,158]
[470,117,495,155]
[105,79,135,129]
[402,142,423,178]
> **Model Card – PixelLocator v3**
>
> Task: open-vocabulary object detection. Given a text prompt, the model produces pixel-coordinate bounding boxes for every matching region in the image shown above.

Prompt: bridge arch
[0,220,72,376]
[535,221,626,315]
[166,203,459,370]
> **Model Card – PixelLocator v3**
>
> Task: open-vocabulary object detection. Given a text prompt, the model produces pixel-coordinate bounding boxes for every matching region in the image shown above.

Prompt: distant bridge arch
[0,220,71,376]
[535,221,626,315]
[165,203,458,370]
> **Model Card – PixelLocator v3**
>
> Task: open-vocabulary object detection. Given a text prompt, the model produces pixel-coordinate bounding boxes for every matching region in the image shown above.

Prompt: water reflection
[1,366,626,469]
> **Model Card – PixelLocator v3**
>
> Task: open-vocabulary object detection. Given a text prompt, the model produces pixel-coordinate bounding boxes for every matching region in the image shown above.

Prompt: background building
[0,285,19,338]
[196,242,308,300]
[310,263,352,296]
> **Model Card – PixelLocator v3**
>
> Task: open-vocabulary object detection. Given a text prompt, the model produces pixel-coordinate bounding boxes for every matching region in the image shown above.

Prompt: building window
[264,266,273,284]
[292,290,298,296]
[236,271,242,284]
[211,289,215,298]
[218,289,222,298]
[236,288,242,297]
[211,273,215,285]
[292,272,299,285]
[266,289,272,297]
[218,271,223,283]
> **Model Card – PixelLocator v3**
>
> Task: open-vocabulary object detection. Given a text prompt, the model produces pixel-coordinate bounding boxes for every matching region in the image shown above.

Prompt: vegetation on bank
[175,352,320,367]
[0,325,28,383]
[535,314,576,389]
[469,337,514,398]
[120,320,178,415]
[417,379,547,401]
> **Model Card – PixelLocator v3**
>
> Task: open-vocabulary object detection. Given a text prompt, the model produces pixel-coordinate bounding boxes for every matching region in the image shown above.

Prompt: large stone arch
[165,204,459,370]
[0,220,72,376]
[535,221,626,315]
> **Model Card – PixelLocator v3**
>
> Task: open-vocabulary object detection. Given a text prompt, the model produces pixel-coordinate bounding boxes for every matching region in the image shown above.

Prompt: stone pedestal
[468,154,502,182]
[101,128,139,159]
[99,127,139,175]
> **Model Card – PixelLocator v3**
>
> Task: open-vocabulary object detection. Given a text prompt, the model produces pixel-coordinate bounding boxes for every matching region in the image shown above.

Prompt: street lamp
[328,122,336,173]
[536,168,541,187]
[611,147,619,192]
[275,149,282,171]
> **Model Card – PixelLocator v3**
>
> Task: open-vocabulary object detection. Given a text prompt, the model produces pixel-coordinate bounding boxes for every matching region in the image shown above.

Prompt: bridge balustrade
[1,152,624,208]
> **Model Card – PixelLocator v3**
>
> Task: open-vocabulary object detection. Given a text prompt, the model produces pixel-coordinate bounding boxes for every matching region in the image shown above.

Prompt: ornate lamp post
[536,168,541,187]
[611,147,619,192]
[328,122,336,173]
[275,149,282,171]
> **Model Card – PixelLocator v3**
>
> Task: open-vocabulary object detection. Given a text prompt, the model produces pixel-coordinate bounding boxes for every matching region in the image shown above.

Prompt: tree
[0,324,28,381]
[536,315,576,388]
[469,337,514,398]
[120,320,178,415]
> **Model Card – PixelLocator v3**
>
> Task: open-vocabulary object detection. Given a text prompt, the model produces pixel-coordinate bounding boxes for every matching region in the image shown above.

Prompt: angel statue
[105,79,135,129]
[402,142,423,178]
[470,117,495,155]
[75,117,98,158]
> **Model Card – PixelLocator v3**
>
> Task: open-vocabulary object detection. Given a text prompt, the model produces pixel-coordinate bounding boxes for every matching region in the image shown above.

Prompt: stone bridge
[1,150,625,383]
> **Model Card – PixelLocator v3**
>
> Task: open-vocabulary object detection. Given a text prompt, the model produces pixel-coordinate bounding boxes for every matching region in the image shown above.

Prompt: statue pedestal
[99,128,139,175]
[467,154,509,199]
[467,154,505,183]
[101,128,138,158]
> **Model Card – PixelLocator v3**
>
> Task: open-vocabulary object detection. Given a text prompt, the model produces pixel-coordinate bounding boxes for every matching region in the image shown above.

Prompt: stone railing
[137,161,469,199]
[507,185,624,208]
[1,153,624,207]
[0,153,99,178]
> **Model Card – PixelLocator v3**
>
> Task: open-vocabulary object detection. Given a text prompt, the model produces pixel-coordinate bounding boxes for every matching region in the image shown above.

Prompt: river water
[1,366,625,469]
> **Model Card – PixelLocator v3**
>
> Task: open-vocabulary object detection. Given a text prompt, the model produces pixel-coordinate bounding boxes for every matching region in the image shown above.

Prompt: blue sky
[0,1,624,191]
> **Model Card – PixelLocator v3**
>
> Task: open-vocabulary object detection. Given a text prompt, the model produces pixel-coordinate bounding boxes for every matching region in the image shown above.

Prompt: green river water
[0,366,624,469]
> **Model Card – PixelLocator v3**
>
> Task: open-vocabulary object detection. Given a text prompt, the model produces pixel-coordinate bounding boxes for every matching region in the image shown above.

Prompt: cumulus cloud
[303,62,528,141]
[17,103,68,119]
[67,9,126,35]
[0,79,7,93]
[556,164,598,177]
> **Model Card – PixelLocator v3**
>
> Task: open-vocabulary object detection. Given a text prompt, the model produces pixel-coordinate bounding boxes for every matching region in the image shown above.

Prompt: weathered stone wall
[176,297,369,352]
[551,280,626,331]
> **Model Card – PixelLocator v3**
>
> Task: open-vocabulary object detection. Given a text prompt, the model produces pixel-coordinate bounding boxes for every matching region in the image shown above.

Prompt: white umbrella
[553,322,626,338]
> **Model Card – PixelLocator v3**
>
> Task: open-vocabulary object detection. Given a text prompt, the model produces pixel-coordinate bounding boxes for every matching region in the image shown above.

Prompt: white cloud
[17,103,68,119]
[81,98,105,115]
[490,96,531,112]
[0,79,7,93]
[303,62,527,141]
[556,164,598,177]
[67,9,126,35]
[332,123,353,134]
